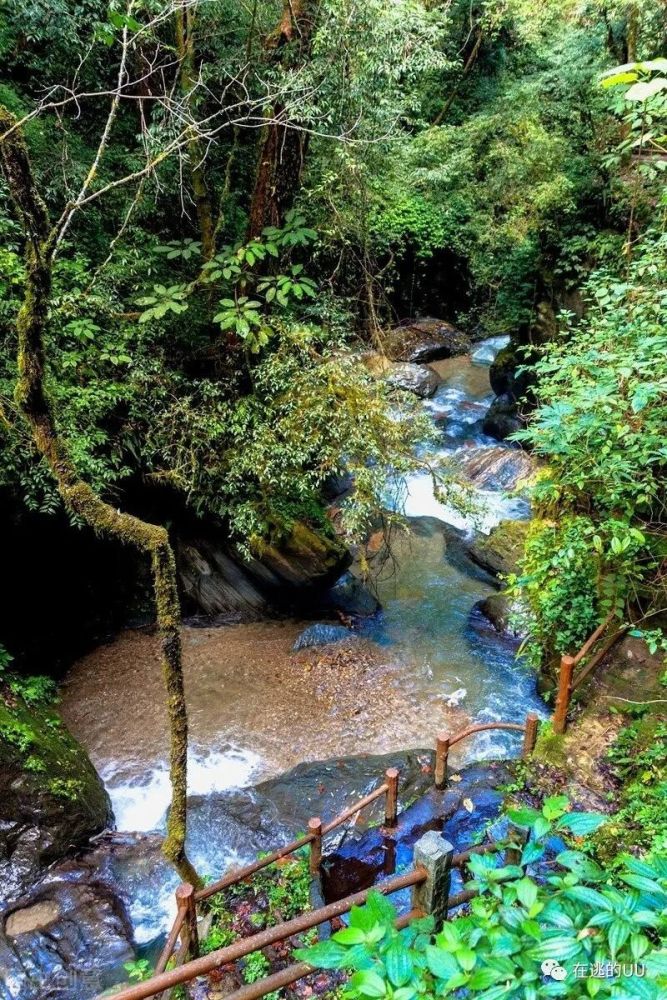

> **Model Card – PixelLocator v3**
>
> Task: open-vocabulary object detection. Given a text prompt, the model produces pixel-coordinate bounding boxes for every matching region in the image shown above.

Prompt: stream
[59,335,546,945]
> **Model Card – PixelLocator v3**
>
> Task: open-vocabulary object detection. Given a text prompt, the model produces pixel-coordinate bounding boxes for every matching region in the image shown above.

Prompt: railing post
[412,831,454,926]
[522,712,539,758]
[553,654,575,735]
[434,732,449,790]
[175,883,199,960]
[505,821,529,867]
[308,817,322,875]
[384,768,399,827]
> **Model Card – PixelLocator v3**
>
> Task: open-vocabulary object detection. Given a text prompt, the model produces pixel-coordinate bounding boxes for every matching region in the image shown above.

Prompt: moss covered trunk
[0,106,200,886]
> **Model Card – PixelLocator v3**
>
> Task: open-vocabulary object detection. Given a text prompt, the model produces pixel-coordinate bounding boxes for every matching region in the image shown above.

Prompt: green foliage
[299,803,667,999]
[123,958,152,983]
[136,284,189,323]
[597,718,667,859]
[511,231,667,662]
[243,950,270,984]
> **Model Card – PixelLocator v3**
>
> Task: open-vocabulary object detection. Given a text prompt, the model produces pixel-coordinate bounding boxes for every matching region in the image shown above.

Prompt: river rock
[326,571,380,617]
[383,318,471,363]
[482,392,524,440]
[383,362,439,398]
[455,445,536,490]
[177,520,351,621]
[475,594,513,634]
[321,760,512,904]
[186,749,438,875]
[466,520,529,580]
[292,623,356,651]
[0,698,112,908]
[0,872,134,1000]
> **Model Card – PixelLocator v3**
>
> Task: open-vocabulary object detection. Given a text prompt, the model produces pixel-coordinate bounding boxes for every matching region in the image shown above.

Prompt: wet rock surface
[482,392,524,440]
[466,519,529,580]
[321,760,512,906]
[326,571,381,618]
[384,361,440,398]
[454,445,536,491]
[474,594,517,636]
[384,319,471,363]
[0,701,112,908]
[177,521,351,620]
[0,869,134,1000]
[293,623,356,651]
[188,748,440,868]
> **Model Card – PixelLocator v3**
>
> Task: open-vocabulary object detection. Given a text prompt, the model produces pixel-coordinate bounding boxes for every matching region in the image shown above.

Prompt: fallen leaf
[450,773,462,782]
[463,797,474,812]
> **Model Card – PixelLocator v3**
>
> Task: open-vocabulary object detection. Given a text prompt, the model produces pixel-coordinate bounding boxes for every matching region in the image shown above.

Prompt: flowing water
[59,335,545,942]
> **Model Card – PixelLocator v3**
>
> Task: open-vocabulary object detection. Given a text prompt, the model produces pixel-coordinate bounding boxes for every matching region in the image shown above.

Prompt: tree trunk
[0,106,200,887]
[247,0,317,239]
[625,3,639,61]
[176,2,216,260]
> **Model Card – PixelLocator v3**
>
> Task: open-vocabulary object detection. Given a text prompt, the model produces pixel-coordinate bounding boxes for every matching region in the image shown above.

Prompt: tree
[0,103,200,885]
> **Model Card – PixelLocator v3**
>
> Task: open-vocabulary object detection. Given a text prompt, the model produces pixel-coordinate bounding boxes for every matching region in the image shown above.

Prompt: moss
[469,519,529,579]
[532,720,567,767]
[1,104,200,887]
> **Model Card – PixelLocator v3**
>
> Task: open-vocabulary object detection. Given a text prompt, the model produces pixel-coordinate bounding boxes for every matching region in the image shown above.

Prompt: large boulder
[177,520,351,621]
[482,392,524,441]
[383,318,471,363]
[467,520,529,580]
[186,749,438,869]
[0,698,112,907]
[0,871,134,1000]
[455,445,536,491]
[384,362,439,398]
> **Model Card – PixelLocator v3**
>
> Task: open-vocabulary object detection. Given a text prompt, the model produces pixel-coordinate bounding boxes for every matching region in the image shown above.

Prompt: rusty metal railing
[433,711,540,789]
[104,714,541,1000]
[146,766,399,985]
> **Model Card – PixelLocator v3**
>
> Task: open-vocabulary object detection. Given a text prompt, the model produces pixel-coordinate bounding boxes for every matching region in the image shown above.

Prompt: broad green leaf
[625,78,667,102]
[384,941,413,987]
[425,945,459,980]
[556,812,607,836]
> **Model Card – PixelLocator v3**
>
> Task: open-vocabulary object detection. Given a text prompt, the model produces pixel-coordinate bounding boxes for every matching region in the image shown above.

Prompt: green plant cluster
[597,717,667,860]
[510,229,667,666]
[299,800,667,999]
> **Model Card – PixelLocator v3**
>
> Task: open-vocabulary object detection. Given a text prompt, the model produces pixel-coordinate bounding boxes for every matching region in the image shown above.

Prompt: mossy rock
[0,696,112,905]
[467,520,529,580]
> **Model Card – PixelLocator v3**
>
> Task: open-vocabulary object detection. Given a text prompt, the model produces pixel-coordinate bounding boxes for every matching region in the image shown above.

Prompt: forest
[0,0,666,998]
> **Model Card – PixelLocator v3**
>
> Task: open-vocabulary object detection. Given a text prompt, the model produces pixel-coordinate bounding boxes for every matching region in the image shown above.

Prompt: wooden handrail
[553,615,627,733]
[572,625,629,692]
[153,906,186,975]
[434,713,539,790]
[572,611,615,666]
[99,868,427,1000]
[448,721,525,748]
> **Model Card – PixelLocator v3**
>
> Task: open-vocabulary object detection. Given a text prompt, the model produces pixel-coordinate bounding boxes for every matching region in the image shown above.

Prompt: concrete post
[412,831,454,926]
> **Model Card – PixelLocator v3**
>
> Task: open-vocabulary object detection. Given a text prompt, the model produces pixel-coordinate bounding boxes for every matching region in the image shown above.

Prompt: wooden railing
[101,715,539,1000]
[553,612,629,734]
